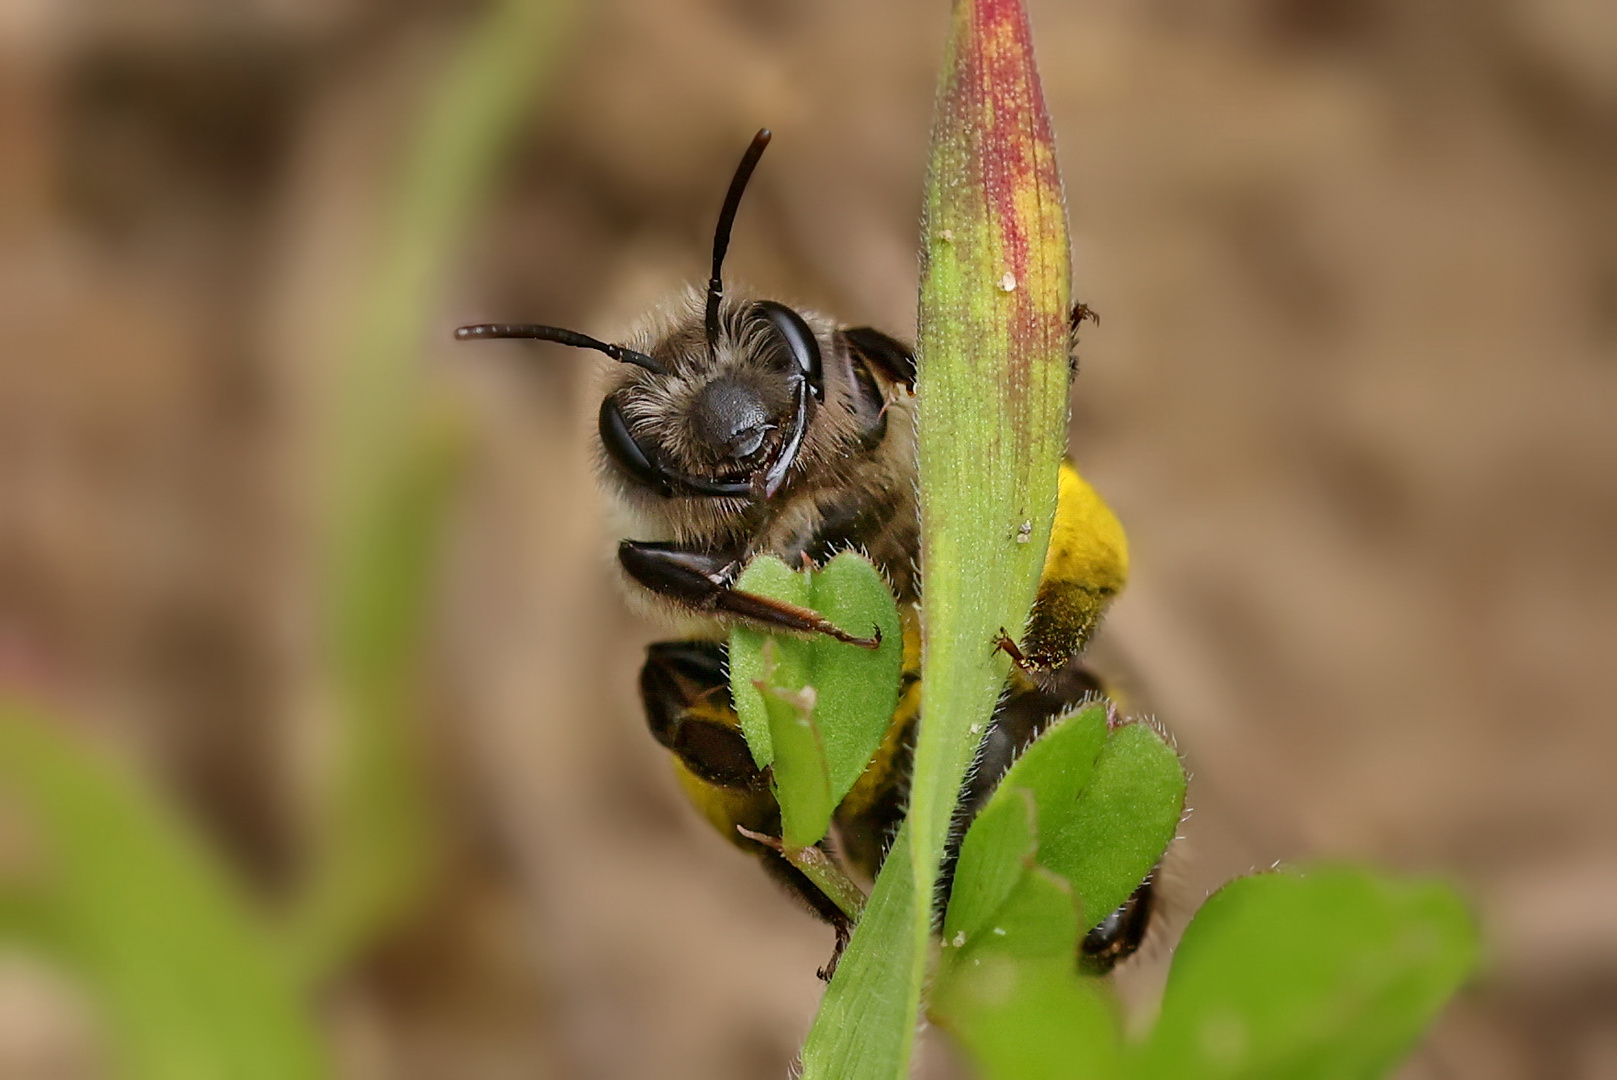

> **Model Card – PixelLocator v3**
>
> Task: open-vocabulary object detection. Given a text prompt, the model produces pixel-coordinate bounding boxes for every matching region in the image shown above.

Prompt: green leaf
[930,710,1174,1080]
[730,556,812,766]
[1035,717,1185,930]
[729,553,902,809]
[930,711,1167,1080]
[945,705,1183,945]
[0,698,327,1080]
[1132,865,1480,1080]
[944,787,1040,947]
[808,552,906,799]
[933,857,1121,1080]
[752,660,833,850]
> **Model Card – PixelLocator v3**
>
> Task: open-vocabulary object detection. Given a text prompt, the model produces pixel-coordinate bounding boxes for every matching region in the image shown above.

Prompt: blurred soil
[1,1,1615,1078]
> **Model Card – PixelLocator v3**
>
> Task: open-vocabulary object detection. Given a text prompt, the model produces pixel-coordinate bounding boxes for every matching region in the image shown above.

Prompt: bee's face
[598,294,828,502]
[457,127,907,548]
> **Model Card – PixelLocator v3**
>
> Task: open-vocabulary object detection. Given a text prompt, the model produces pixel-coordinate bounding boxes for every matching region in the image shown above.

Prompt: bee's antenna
[454,323,668,375]
[705,128,772,353]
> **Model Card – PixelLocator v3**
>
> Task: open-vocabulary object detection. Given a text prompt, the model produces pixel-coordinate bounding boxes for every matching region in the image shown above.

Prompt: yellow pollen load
[1043,460,1128,598]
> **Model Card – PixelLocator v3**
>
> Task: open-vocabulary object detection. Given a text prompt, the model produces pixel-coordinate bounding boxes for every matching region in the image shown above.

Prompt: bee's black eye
[599,395,675,497]
[754,300,823,402]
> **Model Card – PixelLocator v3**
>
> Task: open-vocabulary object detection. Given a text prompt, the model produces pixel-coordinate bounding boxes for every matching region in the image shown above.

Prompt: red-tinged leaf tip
[921,0,1069,430]
[911,0,1073,915]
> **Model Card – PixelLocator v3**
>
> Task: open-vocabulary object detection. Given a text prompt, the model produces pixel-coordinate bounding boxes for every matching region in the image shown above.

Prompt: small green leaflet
[729,551,903,847]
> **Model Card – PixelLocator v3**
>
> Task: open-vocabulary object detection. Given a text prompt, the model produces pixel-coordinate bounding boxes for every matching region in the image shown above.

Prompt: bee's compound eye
[754,300,824,402]
[599,395,675,497]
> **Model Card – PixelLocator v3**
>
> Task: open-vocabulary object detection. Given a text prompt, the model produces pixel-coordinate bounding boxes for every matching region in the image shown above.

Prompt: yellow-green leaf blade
[729,555,812,766]
[754,672,833,850]
[910,0,1074,958]
[807,552,904,802]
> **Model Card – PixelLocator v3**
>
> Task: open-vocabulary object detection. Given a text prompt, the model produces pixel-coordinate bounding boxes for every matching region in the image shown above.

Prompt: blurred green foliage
[0,699,326,1080]
[1131,866,1479,1080]
[289,0,578,985]
[0,0,575,1075]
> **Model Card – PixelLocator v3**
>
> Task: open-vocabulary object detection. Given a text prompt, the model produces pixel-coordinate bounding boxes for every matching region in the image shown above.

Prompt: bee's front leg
[618,540,879,648]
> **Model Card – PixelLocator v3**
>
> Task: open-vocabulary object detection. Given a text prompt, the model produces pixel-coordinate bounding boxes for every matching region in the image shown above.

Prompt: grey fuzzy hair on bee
[598,286,919,562]
[604,289,824,492]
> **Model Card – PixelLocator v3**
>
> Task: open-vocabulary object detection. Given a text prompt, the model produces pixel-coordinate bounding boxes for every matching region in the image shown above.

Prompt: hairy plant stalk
[799,1,1072,1075]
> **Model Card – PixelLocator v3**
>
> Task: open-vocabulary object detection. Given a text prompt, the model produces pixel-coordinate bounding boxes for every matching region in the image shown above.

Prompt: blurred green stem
[286,0,578,986]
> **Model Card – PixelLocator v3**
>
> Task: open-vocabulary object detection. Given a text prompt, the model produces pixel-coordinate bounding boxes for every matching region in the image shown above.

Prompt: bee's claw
[817,922,852,983]
[826,622,881,650]
[993,628,1035,674]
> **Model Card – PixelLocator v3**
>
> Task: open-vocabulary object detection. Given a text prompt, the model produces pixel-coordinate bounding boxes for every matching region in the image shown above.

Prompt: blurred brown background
[1,1,1614,1078]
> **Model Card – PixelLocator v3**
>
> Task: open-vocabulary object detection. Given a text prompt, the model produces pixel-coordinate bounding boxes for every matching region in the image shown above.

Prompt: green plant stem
[800,2,1072,1076]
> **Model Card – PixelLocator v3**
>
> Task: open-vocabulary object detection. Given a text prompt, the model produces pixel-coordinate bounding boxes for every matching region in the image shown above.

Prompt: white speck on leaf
[998,272,1016,292]
[952,931,966,948]
[992,927,1006,936]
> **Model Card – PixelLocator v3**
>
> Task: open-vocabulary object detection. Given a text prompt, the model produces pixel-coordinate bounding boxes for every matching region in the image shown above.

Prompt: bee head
[595,293,825,501]
[459,129,834,503]
[457,129,888,506]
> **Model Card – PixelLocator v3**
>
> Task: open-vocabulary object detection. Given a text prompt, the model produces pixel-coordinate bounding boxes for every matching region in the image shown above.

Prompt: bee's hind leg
[992,628,1038,676]
[619,540,880,648]
[640,641,766,788]
[1080,875,1155,975]
[757,851,854,981]
[639,639,853,981]
[995,461,1130,674]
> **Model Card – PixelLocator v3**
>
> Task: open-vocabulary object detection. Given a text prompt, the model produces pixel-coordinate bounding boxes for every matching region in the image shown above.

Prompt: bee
[458,129,1151,978]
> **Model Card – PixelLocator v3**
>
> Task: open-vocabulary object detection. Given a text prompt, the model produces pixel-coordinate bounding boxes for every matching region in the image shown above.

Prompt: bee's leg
[619,540,880,648]
[757,851,854,982]
[1080,875,1155,975]
[1008,460,1129,673]
[992,628,1036,674]
[640,641,763,789]
[843,326,916,389]
[640,641,767,789]
[640,640,853,980]
[1068,302,1098,380]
